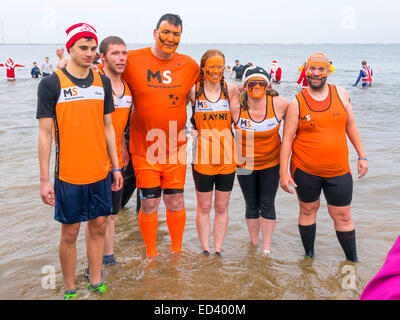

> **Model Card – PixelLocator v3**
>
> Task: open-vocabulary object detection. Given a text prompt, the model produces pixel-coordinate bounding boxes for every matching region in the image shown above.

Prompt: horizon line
[1,42,400,46]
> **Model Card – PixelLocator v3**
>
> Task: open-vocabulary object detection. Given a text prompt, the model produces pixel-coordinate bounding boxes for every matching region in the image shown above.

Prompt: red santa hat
[66,23,98,52]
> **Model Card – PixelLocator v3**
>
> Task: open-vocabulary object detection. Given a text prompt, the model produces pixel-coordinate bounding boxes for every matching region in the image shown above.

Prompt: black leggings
[237,164,280,220]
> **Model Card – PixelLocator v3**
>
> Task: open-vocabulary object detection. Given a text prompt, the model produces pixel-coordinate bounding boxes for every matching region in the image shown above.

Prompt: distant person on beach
[353,60,373,87]
[233,66,289,254]
[188,49,239,256]
[280,52,368,262]
[329,61,335,74]
[230,60,244,81]
[84,36,132,274]
[0,58,24,80]
[31,62,41,78]
[122,13,200,258]
[36,23,122,299]
[56,47,69,69]
[270,60,282,83]
[297,61,308,88]
[41,57,53,76]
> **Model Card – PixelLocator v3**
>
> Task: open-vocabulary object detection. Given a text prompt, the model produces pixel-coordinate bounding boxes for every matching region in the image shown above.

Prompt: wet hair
[99,36,126,55]
[239,80,279,111]
[196,49,229,102]
[156,13,183,31]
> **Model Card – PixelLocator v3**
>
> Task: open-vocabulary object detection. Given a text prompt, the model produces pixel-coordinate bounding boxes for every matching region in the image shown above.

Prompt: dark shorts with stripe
[54,173,112,224]
[293,168,353,207]
[111,171,124,215]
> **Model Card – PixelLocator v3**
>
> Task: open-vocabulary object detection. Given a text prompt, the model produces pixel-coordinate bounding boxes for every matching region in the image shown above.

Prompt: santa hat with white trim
[65,23,98,52]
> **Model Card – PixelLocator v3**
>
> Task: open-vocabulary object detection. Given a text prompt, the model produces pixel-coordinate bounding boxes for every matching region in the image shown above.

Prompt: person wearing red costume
[0,58,24,80]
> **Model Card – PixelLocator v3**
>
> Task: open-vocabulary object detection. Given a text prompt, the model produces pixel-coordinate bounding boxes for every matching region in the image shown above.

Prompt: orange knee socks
[138,210,158,257]
[166,208,186,253]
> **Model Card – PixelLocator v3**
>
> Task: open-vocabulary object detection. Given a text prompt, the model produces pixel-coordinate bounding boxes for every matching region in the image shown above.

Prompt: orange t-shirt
[54,69,110,184]
[291,84,350,178]
[234,95,281,171]
[192,82,236,175]
[123,47,200,165]
[99,70,132,170]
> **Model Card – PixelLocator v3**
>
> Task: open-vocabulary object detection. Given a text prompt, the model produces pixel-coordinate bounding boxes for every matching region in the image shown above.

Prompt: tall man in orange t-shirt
[280,52,368,262]
[123,14,200,257]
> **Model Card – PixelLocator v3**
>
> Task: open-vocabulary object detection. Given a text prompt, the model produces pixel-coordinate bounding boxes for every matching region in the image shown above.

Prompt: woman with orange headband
[188,49,240,255]
[232,66,288,254]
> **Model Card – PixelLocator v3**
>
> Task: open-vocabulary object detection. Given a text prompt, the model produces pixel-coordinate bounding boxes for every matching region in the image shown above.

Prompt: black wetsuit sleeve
[36,73,61,118]
[100,74,115,114]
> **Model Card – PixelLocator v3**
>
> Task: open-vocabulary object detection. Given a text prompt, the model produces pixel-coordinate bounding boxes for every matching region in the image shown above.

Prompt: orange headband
[307,52,330,68]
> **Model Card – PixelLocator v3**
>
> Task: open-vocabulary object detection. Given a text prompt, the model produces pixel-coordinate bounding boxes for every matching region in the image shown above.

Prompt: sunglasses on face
[247,80,268,88]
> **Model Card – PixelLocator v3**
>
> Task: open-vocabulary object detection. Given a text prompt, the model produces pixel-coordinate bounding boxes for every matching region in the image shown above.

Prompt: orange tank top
[192,82,236,175]
[99,70,132,170]
[234,95,281,171]
[291,84,350,177]
[54,69,110,184]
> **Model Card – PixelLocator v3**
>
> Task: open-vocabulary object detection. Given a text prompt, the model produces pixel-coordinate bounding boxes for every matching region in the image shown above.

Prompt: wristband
[112,169,122,172]
[358,157,368,161]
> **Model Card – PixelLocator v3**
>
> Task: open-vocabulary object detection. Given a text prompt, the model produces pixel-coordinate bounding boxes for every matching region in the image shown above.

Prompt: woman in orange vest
[188,49,240,255]
[232,66,288,254]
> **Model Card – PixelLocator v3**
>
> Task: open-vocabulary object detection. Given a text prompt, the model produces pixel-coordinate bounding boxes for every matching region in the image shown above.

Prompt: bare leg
[213,190,231,253]
[246,218,260,246]
[60,223,80,290]
[86,216,107,284]
[195,191,213,252]
[260,218,276,252]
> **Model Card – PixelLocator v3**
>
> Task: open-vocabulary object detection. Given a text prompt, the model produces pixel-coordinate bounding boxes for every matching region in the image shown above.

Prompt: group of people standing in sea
[35,13,387,300]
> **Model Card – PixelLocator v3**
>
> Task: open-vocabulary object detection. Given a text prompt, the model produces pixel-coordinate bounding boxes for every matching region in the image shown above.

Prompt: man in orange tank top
[280,52,368,262]
[37,23,123,299]
[122,14,200,257]
[84,36,132,277]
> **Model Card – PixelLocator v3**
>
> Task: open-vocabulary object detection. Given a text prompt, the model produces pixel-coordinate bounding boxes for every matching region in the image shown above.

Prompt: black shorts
[111,171,124,215]
[293,168,353,207]
[192,167,235,193]
[237,165,280,220]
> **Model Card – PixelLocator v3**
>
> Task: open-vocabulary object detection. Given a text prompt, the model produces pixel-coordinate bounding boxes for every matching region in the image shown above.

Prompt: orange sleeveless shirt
[234,95,281,171]
[192,82,236,175]
[291,84,350,178]
[54,69,110,184]
[99,69,132,170]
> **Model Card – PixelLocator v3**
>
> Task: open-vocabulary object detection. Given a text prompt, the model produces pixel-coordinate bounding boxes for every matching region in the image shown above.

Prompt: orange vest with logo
[123,47,200,165]
[234,95,281,171]
[99,70,132,170]
[291,84,350,178]
[54,69,110,184]
[192,82,236,175]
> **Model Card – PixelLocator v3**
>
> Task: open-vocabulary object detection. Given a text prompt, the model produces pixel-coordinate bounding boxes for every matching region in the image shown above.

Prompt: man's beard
[307,75,327,90]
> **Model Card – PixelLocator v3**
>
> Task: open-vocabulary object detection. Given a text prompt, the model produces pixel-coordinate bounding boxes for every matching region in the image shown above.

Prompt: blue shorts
[54,173,112,224]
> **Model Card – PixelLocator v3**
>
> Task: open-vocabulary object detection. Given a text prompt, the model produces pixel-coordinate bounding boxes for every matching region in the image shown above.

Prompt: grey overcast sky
[1,0,399,44]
